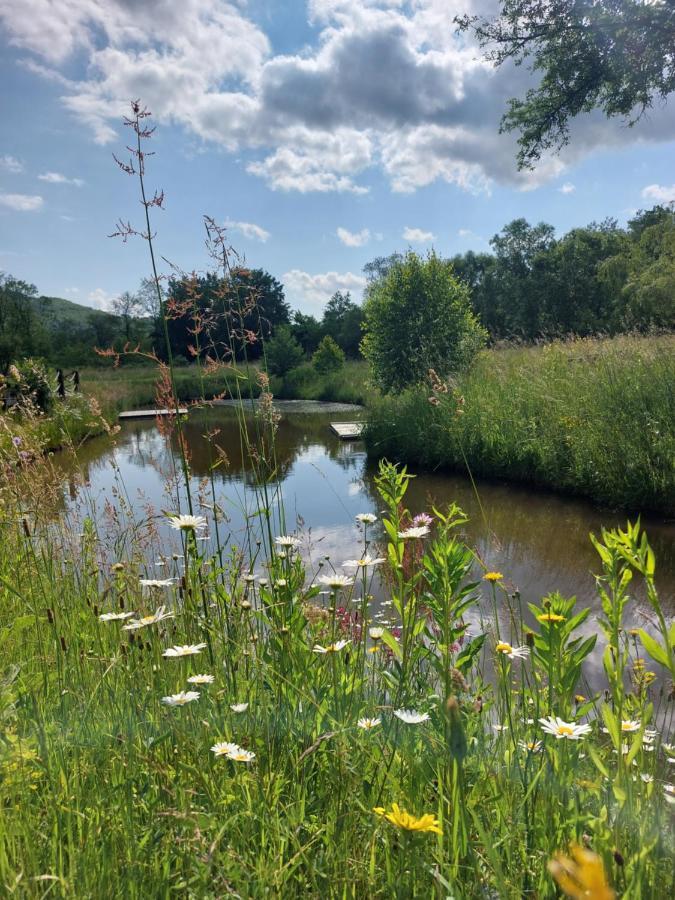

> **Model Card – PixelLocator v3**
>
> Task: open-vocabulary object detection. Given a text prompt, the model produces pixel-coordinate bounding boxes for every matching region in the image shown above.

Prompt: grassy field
[365,334,675,513]
[0,443,672,897]
[80,359,371,415]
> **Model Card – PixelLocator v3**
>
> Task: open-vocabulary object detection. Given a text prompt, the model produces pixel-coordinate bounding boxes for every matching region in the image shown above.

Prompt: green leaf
[637,629,669,669]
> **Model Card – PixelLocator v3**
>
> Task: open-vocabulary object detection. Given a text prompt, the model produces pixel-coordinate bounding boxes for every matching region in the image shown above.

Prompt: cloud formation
[0,192,43,211]
[641,183,675,204]
[337,226,371,247]
[38,171,85,186]
[403,226,435,242]
[226,219,270,242]
[282,268,367,310]
[558,182,576,195]
[2,0,675,196]
[0,154,23,173]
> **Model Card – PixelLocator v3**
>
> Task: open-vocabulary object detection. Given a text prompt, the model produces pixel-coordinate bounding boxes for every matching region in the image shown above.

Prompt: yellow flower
[538,612,565,623]
[575,695,586,703]
[483,572,503,583]
[373,803,442,835]
[548,844,615,900]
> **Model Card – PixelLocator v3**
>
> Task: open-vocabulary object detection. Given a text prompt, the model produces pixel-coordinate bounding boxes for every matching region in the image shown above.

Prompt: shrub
[0,358,55,413]
[361,250,487,393]
[312,335,345,374]
[265,326,304,376]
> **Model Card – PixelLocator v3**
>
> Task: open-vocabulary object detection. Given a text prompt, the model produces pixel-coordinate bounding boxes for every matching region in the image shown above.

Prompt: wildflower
[537,612,566,623]
[228,746,255,763]
[664,784,675,804]
[317,574,354,590]
[493,724,509,733]
[342,555,386,568]
[275,535,301,549]
[230,703,249,713]
[274,579,287,588]
[483,572,503,582]
[640,773,654,783]
[369,627,384,640]
[620,719,641,733]
[162,643,207,658]
[111,562,125,573]
[358,717,381,730]
[313,640,350,654]
[140,578,174,589]
[412,512,433,527]
[161,691,200,707]
[99,611,135,622]
[397,525,430,540]
[211,741,241,758]
[373,803,442,835]
[355,513,377,524]
[243,573,255,583]
[575,695,586,703]
[168,514,208,531]
[123,606,175,630]
[495,641,529,660]
[394,709,430,725]
[258,578,268,587]
[548,843,615,900]
[11,436,22,447]
[187,674,214,685]
[539,716,591,740]
[519,739,543,753]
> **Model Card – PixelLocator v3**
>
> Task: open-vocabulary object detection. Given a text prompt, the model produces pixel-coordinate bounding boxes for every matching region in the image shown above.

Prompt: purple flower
[12,436,22,447]
[19,451,30,462]
[412,512,433,528]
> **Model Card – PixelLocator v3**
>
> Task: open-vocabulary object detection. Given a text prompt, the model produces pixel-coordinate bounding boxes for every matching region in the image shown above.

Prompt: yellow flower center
[557,725,574,736]
[495,642,513,654]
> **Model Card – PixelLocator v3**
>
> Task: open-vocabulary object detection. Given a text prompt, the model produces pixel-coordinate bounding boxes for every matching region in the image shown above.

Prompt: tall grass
[365,334,675,513]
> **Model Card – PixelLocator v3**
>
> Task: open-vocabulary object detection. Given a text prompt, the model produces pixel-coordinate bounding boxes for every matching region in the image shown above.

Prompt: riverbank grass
[365,334,675,512]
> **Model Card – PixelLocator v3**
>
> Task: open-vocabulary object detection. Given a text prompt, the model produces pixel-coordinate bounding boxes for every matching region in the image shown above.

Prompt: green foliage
[0,275,47,369]
[459,1,675,168]
[264,325,305,377]
[362,251,487,393]
[0,358,55,413]
[365,334,675,512]
[312,335,345,374]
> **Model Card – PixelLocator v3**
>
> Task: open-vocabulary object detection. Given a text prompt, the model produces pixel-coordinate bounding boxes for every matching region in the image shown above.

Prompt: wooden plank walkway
[330,422,364,439]
[119,408,188,420]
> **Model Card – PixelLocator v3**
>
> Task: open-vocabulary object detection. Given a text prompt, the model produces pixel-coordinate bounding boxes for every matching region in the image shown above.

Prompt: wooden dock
[119,408,188,420]
[330,422,364,439]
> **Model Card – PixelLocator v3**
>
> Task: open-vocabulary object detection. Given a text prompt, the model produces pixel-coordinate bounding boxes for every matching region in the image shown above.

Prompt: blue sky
[1,0,674,315]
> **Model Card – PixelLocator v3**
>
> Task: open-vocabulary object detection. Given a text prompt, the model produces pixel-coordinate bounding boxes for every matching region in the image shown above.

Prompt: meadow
[365,334,675,514]
[0,395,673,896]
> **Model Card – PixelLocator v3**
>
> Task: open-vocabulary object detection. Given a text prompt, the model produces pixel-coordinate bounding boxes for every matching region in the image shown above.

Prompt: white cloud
[0,192,43,211]
[282,269,367,310]
[0,154,23,173]
[558,182,576,194]
[457,228,483,242]
[3,0,675,196]
[403,226,435,242]
[38,171,84,186]
[337,226,371,247]
[226,219,270,242]
[641,183,675,204]
[87,287,114,310]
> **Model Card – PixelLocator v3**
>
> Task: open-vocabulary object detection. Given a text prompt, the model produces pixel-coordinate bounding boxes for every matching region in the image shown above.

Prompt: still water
[60,401,674,685]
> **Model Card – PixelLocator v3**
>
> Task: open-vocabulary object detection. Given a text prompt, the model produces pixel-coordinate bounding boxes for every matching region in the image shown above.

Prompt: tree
[312,335,345,374]
[457,1,675,168]
[361,251,487,393]
[0,274,47,370]
[321,291,364,357]
[291,311,323,354]
[111,290,142,342]
[265,326,304,376]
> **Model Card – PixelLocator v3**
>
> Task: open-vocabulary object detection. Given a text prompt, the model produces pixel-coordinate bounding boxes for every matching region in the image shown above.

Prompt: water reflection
[56,401,675,689]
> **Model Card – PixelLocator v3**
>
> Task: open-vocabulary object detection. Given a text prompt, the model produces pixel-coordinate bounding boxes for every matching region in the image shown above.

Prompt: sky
[1,0,674,316]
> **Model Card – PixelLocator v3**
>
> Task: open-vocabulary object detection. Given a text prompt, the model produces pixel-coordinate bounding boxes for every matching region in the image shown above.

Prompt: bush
[361,250,487,393]
[312,335,345,374]
[0,358,55,413]
[265,326,304,377]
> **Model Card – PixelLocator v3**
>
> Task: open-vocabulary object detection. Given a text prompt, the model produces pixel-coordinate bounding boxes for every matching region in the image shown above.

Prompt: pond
[58,401,674,688]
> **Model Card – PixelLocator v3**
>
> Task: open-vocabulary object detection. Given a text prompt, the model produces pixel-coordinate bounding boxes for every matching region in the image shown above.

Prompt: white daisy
[495,641,530,659]
[230,703,249,713]
[168,514,208,531]
[99,611,135,622]
[493,724,509,733]
[313,640,350,654]
[211,741,241,757]
[394,709,430,725]
[162,643,207,658]
[539,716,592,740]
[161,691,200,707]
[317,574,354,590]
[355,513,378,525]
[123,605,175,631]
[620,719,641,733]
[342,555,386,568]
[357,717,381,730]
[228,746,256,763]
[519,739,543,753]
[275,579,287,588]
[397,526,430,540]
[187,674,215,685]
[275,535,301,549]
[140,578,174,589]
[369,627,384,640]
[640,773,654,783]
